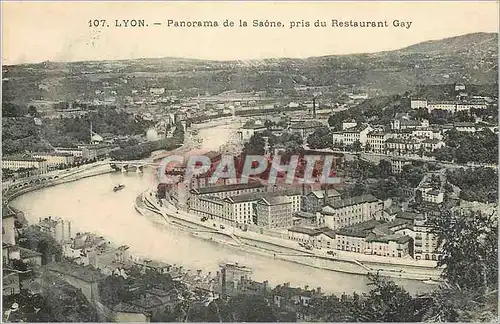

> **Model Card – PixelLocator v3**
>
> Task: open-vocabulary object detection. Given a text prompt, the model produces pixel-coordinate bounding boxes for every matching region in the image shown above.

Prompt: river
[11,120,433,296]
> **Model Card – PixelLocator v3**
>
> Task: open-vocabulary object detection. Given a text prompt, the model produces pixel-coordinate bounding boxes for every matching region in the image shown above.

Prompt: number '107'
[89,20,107,27]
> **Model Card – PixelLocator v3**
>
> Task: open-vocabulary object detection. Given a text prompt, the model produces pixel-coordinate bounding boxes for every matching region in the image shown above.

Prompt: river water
[11,121,433,296]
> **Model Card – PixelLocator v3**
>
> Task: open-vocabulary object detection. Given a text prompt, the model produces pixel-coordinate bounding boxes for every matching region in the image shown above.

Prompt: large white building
[3,155,48,174]
[33,152,75,168]
[332,124,373,147]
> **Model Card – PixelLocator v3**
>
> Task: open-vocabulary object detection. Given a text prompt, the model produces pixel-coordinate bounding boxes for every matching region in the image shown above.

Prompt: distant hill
[3,32,498,102]
[394,32,498,55]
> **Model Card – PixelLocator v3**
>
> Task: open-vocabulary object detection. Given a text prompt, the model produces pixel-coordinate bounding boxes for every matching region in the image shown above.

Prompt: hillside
[2,33,498,102]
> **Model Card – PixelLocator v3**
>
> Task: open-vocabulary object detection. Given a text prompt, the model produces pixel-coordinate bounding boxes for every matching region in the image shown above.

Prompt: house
[272,283,323,309]
[421,188,444,204]
[303,189,341,213]
[32,152,75,168]
[288,120,325,139]
[292,211,317,226]
[390,157,412,174]
[46,262,104,303]
[421,139,445,152]
[320,195,383,230]
[410,99,428,109]
[237,119,267,142]
[332,123,373,148]
[2,155,48,174]
[254,196,293,229]
[366,131,390,153]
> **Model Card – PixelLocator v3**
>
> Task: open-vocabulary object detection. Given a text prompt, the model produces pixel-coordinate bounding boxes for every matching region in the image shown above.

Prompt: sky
[2,1,499,65]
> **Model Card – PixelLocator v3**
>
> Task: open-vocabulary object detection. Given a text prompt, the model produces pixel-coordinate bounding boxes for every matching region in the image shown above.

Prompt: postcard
[2,1,498,322]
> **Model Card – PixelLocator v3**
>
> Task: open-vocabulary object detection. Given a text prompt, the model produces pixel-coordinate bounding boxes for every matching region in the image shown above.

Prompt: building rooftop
[323,194,379,211]
[46,262,104,283]
[309,189,341,199]
[192,182,265,195]
[19,247,42,259]
[294,211,316,219]
[242,119,266,130]
[288,226,324,236]
[336,219,385,238]
[289,120,324,129]
[258,196,291,206]
[3,155,46,162]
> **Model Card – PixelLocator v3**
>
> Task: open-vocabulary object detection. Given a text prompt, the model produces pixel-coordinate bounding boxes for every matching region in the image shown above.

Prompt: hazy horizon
[2,1,499,65]
[2,31,498,67]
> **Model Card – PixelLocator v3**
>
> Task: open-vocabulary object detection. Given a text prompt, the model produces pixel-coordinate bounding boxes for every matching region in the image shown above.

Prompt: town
[2,31,498,322]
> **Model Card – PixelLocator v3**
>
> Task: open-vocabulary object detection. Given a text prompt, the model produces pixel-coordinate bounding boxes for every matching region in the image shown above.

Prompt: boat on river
[113,184,125,192]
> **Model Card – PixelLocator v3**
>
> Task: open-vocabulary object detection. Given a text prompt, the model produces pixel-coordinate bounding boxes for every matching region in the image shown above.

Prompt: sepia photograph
[1,1,499,322]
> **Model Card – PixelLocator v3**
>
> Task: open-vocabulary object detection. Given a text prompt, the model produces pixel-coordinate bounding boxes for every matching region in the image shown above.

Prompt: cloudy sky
[2,1,498,65]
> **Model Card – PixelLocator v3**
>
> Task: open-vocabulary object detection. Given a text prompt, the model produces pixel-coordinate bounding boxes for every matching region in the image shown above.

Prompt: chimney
[304,285,309,291]
[313,98,316,119]
[197,269,202,276]
[316,287,322,294]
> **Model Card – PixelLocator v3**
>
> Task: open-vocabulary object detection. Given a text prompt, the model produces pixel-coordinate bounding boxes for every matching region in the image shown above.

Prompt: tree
[429,210,497,293]
[423,209,498,322]
[378,159,393,179]
[28,105,38,117]
[243,133,266,155]
[228,294,276,322]
[352,140,362,152]
[307,126,333,149]
[348,273,418,322]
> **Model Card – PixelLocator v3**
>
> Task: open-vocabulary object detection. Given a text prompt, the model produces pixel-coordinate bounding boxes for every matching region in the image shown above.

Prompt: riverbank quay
[3,162,115,203]
[137,190,443,282]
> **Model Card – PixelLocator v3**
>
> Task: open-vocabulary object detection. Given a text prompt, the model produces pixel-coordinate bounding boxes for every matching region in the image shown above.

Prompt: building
[342,120,357,130]
[426,101,457,113]
[366,131,390,154]
[420,188,444,204]
[366,235,412,258]
[237,119,267,142]
[254,196,293,229]
[288,120,325,139]
[272,283,323,309]
[412,214,442,261]
[292,211,318,226]
[2,155,48,174]
[46,262,104,304]
[421,139,446,152]
[38,217,73,244]
[190,183,267,199]
[453,122,477,133]
[385,138,421,155]
[303,189,342,212]
[320,195,383,230]
[334,219,383,253]
[390,157,413,174]
[334,219,412,257]
[78,144,116,160]
[410,99,428,109]
[54,147,84,158]
[219,262,256,297]
[2,205,17,247]
[390,118,428,131]
[332,123,373,147]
